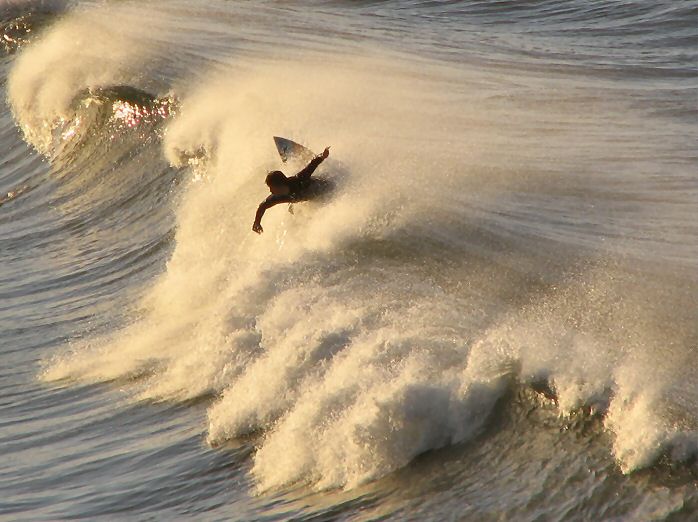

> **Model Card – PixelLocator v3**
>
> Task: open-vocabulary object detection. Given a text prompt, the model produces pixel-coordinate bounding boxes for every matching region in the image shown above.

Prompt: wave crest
[7,5,167,155]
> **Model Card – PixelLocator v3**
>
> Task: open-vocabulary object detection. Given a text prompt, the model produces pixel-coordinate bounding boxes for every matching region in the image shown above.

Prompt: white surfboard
[273,136,315,163]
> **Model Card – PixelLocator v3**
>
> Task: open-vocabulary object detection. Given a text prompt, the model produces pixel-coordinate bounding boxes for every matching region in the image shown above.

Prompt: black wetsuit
[253,155,326,231]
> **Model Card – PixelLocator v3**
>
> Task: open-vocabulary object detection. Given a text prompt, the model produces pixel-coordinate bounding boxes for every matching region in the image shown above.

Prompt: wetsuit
[253,154,326,232]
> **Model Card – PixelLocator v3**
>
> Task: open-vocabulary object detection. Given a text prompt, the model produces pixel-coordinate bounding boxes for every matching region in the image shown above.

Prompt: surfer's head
[266,170,290,195]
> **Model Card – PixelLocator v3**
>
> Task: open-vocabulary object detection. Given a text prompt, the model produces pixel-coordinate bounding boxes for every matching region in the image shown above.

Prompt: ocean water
[1,0,697,519]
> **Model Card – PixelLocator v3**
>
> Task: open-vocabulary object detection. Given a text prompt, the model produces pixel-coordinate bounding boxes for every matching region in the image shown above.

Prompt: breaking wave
[6,0,694,493]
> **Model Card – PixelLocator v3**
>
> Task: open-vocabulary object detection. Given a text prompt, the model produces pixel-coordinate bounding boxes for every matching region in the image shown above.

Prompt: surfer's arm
[253,195,293,234]
[296,147,330,180]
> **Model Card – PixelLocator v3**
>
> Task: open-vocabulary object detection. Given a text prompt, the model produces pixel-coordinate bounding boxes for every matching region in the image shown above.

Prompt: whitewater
[1,0,697,520]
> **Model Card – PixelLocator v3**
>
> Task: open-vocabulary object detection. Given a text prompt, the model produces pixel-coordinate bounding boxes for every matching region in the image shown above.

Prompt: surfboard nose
[273,136,314,163]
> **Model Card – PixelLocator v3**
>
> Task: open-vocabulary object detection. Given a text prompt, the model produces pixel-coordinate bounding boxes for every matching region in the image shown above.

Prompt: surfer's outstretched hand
[253,222,263,234]
[321,146,330,159]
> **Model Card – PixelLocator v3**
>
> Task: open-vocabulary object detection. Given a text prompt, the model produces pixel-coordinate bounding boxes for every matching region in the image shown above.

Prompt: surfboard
[273,136,315,163]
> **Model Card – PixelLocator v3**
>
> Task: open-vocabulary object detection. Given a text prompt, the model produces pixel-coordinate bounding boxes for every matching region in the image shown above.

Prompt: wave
[7,3,175,156]
[38,57,698,493]
[10,0,695,493]
[56,85,175,160]
[1,80,175,214]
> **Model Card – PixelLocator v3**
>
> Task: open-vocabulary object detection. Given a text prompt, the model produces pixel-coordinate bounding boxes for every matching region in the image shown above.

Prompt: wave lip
[62,84,176,146]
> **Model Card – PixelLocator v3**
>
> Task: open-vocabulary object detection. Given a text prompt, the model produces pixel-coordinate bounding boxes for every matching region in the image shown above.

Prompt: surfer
[252,146,330,234]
